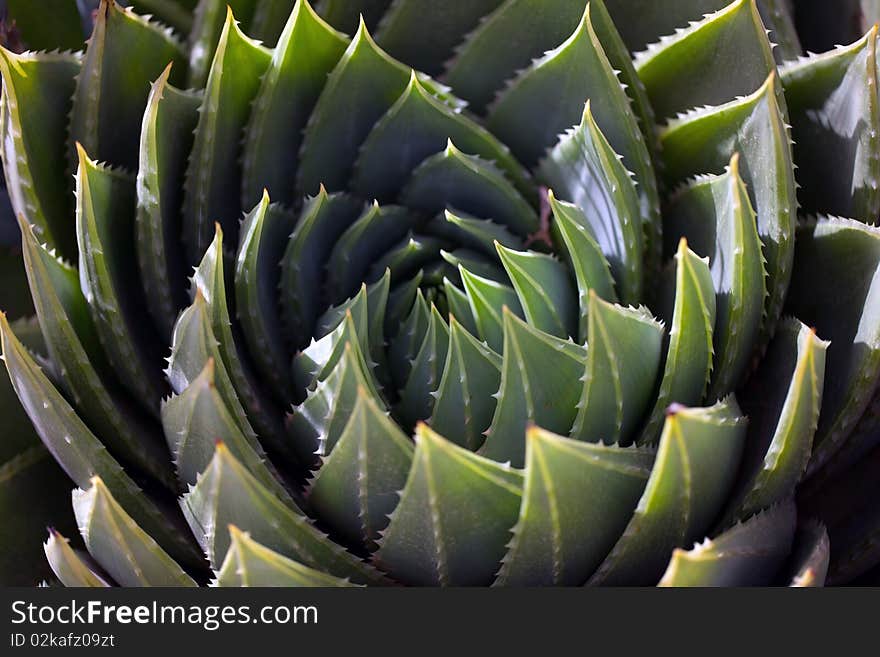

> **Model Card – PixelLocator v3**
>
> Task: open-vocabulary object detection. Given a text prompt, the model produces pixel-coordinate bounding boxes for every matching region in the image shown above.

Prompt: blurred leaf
[785,218,880,481]
[787,521,830,587]
[658,500,796,586]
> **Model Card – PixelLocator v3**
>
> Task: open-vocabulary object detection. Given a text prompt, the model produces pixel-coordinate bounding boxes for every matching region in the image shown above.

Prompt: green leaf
[129,0,196,34]
[326,203,422,304]
[44,529,111,588]
[395,305,449,429]
[318,0,393,33]
[16,216,174,489]
[181,442,388,584]
[297,19,456,195]
[442,249,507,283]
[189,226,288,457]
[601,0,729,54]
[280,188,363,349]
[444,0,589,114]
[183,9,271,263]
[548,192,618,342]
[388,290,430,390]
[215,525,357,587]
[5,0,86,51]
[241,0,349,209]
[458,266,523,354]
[660,74,797,349]
[73,477,197,587]
[571,293,664,445]
[497,426,653,586]
[76,146,168,413]
[289,340,385,463]
[480,310,587,468]
[785,218,880,482]
[136,63,201,341]
[375,0,505,76]
[293,298,373,393]
[428,315,502,451]
[722,319,826,524]
[634,0,779,122]
[538,103,644,304]
[308,387,414,550]
[429,210,524,259]
[442,279,479,336]
[377,424,523,585]
[235,193,296,403]
[353,72,532,202]
[187,0,258,87]
[788,521,830,587]
[663,153,767,399]
[70,0,185,171]
[0,313,203,569]
[495,243,577,340]
[486,4,634,169]
[589,399,747,585]
[0,48,80,260]
[638,239,716,445]
[781,28,880,223]
[160,358,294,507]
[658,500,796,587]
[400,141,539,237]
[367,233,448,286]
[167,293,249,438]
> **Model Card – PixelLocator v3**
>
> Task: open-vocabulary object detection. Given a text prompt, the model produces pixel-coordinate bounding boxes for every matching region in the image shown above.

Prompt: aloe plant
[1,0,880,587]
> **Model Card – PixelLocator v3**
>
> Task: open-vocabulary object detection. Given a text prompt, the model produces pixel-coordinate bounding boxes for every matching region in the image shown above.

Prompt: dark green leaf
[497,426,653,586]
[377,423,523,585]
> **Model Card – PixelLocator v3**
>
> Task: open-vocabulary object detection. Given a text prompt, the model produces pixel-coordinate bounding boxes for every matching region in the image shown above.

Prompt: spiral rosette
[1,0,879,587]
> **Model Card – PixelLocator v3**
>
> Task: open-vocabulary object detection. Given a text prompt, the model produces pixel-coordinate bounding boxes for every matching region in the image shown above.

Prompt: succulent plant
[1,0,880,587]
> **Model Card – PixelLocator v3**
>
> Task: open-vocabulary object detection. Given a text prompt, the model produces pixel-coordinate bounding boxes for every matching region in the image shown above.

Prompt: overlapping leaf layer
[1,0,879,587]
